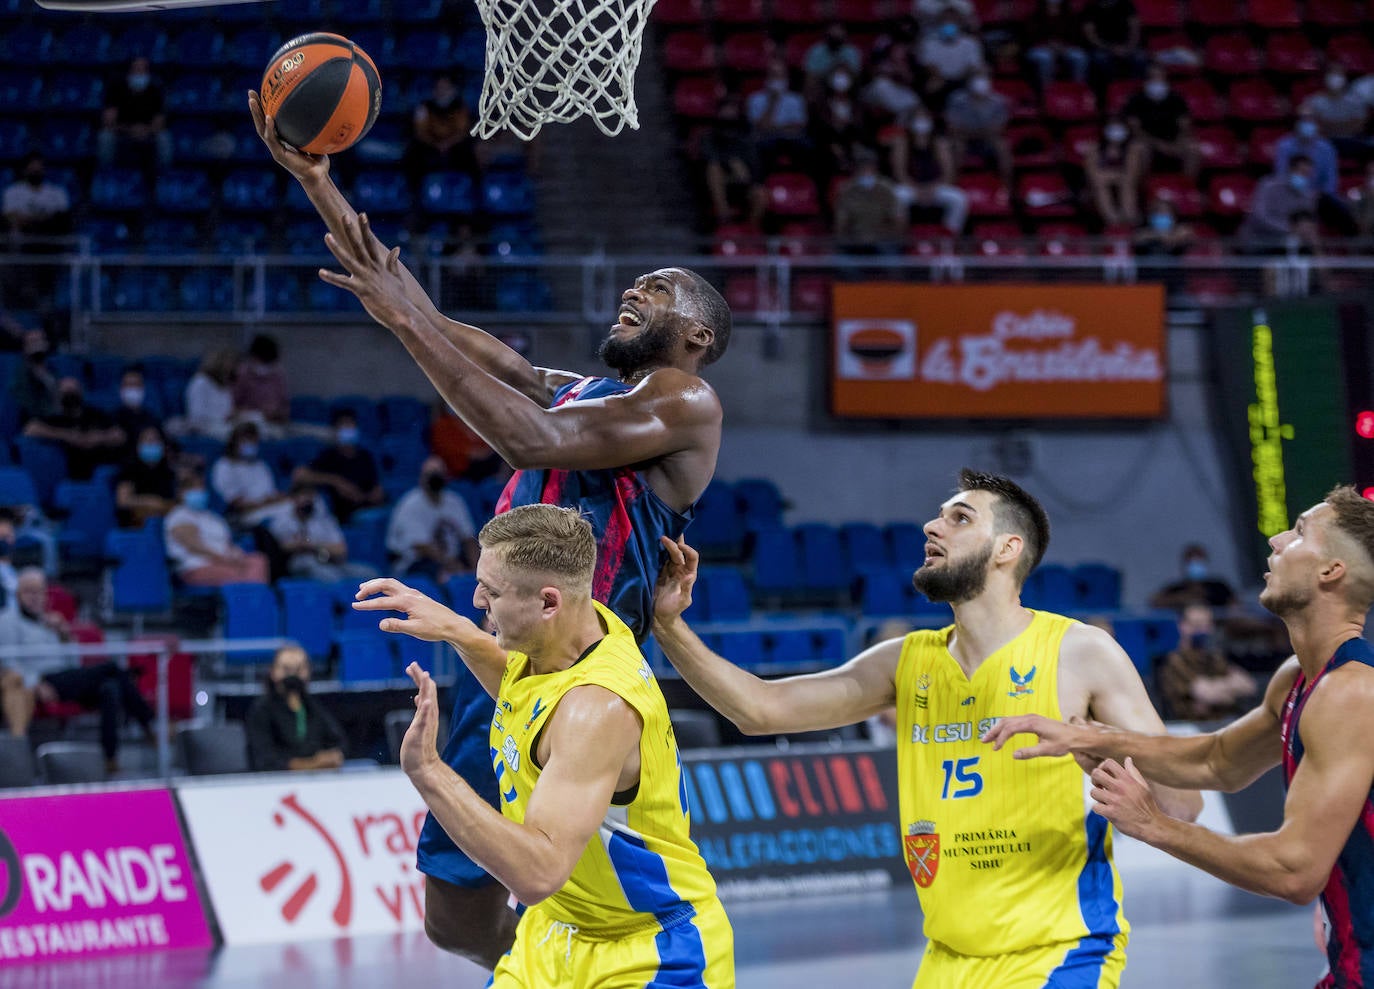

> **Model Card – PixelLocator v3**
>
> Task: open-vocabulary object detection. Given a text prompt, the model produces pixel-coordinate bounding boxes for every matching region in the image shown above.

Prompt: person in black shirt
[111,364,163,457]
[21,377,125,481]
[115,425,177,528]
[1082,0,1145,91]
[246,644,345,772]
[700,96,767,226]
[98,56,172,172]
[1150,543,1239,610]
[403,74,481,194]
[1122,64,1200,178]
[294,410,384,524]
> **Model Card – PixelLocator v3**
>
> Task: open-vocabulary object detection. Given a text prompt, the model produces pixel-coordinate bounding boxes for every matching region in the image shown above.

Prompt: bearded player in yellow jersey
[376,504,733,988]
[652,469,1201,989]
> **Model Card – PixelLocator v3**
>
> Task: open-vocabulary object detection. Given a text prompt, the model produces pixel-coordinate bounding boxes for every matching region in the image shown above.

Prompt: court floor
[2,864,1321,989]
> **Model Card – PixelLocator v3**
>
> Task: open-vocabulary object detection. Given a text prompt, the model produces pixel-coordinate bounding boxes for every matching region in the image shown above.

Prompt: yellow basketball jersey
[895,611,1128,957]
[491,601,728,940]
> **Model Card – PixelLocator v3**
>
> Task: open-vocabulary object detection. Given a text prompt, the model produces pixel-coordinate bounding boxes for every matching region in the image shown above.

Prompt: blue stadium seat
[379,434,428,483]
[141,218,200,253]
[1074,562,1123,610]
[858,565,910,618]
[87,354,128,393]
[178,270,235,311]
[811,628,847,665]
[210,219,269,253]
[397,31,451,65]
[44,72,104,111]
[353,119,405,164]
[488,223,544,258]
[332,0,386,23]
[168,26,224,63]
[82,218,133,253]
[1022,563,1076,612]
[699,566,751,622]
[220,583,279,664]
[395,631,443,675]
[53,23,116,64]
[734,478,784,531]
[342,507,390,569]
[41,120,93,163]
[14,439,65,508]
[113,23,169,63]
[452,29,486,70]
[840,521,888,572]
[421,172,477,215]
[277,578,334,661]
[258,270,305,311]
[716,631,767,668]
[337,629,397,681]
[797,522,848,594]
[155,169,214,213]
[342,27,394,64]
[482,172,536,216]
[104,527,171,617]
[353,171,412,215]
[443,573,484,625]
[90,168,147,210]
[166,75,226,115]
[395,0,443,22]
[885,521,925,570]
[221,169,280,211]
[224,28,282,68]
[178,435,225,464]
[0,71,41,107]
[494,273,553,312]
[0,467,39,508]
[765,629,816,667]
[380,395,429,437]
[1113,618,1181,677]
[290,395,331,425]
[0,24,53,63]
[751,527,802,598]
[690,480,745,558]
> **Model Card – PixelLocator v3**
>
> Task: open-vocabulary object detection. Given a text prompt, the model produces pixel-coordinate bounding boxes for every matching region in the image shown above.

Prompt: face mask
[24,170,43,187]
[120,386,144,409]
[1326,74,1346,91]
[939,22,960,40]
[970,77,992,96]
[1188,632,1212,650]
[911,117,934,136]
[127,73,150,92]
[1150,212,1174,232]
[1145,81,1168,100]
[1289,172,1310,191]
[279,675,307,696]
[767,77,788,93]
[830,72,852,93]
[295,501,315,518]
[424,473,447,493]
[0,539,12,558]
[138,442,164,465]
[60,393,82,413]
[855,173,878,189]
[1185,559,1209,580]
[1105,123,1128,143]
[434,91,456,108]
[183,489,209,511]
[336,427,360,446]
[1297,120,1318,139]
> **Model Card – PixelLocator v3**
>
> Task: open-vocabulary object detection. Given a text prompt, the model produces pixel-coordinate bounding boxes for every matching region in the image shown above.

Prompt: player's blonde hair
[478,505,597,593]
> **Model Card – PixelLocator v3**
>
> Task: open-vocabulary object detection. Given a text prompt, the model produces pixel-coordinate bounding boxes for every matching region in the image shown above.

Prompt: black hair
[1288,153,1314,170]
[677,267,732,367]
[957,468,1051,585]
[248,334,279,363]
[331,408,357,428]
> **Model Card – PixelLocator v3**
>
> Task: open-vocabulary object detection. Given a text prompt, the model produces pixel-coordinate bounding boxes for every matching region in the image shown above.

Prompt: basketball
[258,32,381,155]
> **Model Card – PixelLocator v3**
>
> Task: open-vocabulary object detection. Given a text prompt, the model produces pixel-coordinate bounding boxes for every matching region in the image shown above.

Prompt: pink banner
[0,789,213,966]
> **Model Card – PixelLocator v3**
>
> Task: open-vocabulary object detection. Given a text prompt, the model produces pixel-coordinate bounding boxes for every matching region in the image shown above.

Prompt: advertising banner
[177,773,429,944]
[831,283,1167,419]
[0,789,213,966]
[682,744,908,900]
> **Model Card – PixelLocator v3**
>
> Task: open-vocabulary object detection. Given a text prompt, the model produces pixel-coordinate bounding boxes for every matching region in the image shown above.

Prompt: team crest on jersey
[1008,664,1036,698]
[523,697,546,731]
[904,820,940,888]
[914,673,932,710]
[501,733,520,773]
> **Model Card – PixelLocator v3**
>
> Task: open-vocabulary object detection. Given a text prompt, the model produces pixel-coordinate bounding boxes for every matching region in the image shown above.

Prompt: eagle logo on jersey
[523,697,546,732]
[915,673,932,710]
[904,820,940,888]
[1008,664,1037,698]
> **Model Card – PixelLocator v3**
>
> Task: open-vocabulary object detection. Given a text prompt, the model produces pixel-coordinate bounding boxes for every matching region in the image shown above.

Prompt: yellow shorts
[491,900,735,989]
[913,932,1127,989]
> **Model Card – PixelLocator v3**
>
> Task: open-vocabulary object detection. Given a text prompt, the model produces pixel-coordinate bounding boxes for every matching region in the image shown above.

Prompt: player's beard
[1258,578,1313,619]
[598,319,677,377]
[912,540,995,603]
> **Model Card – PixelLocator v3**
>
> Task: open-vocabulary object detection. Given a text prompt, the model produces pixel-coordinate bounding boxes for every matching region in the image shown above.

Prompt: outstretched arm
[1088,666,1374,903]
[653,536,899,734]
[401,665,640,905]
[354,578,506,697]
[984,656,1296,792]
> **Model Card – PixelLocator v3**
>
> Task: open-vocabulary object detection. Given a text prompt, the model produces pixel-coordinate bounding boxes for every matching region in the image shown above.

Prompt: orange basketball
[259,32,381,155]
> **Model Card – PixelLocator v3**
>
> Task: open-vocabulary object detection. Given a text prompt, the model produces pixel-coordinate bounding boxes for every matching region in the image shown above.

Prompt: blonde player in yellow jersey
[367,504,733,988]
[652,469,1202,989]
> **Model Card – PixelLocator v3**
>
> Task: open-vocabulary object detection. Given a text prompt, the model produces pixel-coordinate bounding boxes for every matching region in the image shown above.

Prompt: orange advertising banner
[831,283,1167,419]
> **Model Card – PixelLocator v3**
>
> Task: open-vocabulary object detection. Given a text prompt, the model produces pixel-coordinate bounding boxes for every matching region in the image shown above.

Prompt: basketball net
[472,0,657,141]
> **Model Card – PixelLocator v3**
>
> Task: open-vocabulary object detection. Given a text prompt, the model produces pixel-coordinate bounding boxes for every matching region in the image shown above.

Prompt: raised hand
[399,662,442,781]
[354,576,477,642]
[318,212,422,331]
[248,90,331,184]
[654,535,700,623]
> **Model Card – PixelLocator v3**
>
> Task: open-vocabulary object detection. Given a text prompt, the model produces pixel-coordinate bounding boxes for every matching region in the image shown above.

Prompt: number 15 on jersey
[940,757,983,799]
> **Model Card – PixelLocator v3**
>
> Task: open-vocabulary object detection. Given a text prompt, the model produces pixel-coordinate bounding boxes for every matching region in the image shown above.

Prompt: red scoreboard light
[1358,411,1374,439]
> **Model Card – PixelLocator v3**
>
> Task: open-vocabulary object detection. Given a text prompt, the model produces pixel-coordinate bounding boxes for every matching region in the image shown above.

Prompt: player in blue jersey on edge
[251,94,731,969]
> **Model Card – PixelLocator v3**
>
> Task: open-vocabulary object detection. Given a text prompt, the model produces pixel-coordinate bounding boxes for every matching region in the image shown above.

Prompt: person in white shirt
[180,348,239,440]
[164,466,269,586]
[3,154,71,237]
[0,515,20,614]
[386,457,479,580]
[267,481,377,582]
[918,11,986,96]
[211,421,286,526]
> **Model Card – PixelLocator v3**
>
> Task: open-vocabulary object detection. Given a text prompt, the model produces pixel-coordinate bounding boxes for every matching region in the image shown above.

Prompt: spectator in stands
[1081,0,1144,91]
[0,515,18,613]
[22,377,125,481]
[386,456,479,580]
[403,74,481,193]
[1157,603,1257,722]
[246,644,346,773]
[943,72,1012,180]
[1302,64,1370,159]
[746,57,812,172]
[1084,116,1145,227]
[211,421,286,527]
[810,68,866,187]
[266,481,377,583]
[111,364,162,456]
[833,148,906,255]
[803,23,863,96]
[884,108,968,233]
[11,329,58,423]
[699,96,767,227]
[1275,110,1357,235]
[115,425,177,529]
[1353,161,1374,238]
[0,567,154,772]
[98,56,172,172]
[181,347,238,440]
[916,9,986,110]
[1122,65,1199,178]
[863,57,924,129]
[164,466,269,586]
[0,502,56,581]
[1133,196,1194,255]
[1239,154,1319,252]
[233,334,290,435]
[430,402,504,484]
[294,410,384,524]
[2,153,72,239]
[1150,542,1237,609]
[912,0,977,31]
[1025,0,1088,89]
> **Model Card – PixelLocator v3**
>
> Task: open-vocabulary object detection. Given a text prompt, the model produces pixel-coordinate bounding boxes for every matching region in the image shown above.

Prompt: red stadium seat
[1144,174,1205,217]
[1042,82,1097,122]
[771,0,828,22]
[1307,0,1363,26]
[1203,34,1263,75]
[1328,34,1374,75]
[1105,80,1137,115]
[1247,126,1288,166]
[721,32,774,72]
[654,0,705,24]
[994,78,1040,122]
[777,221,831,256]
[1017,171,1077,218]
[1187,0,1243,27]
[1174,78,1227,122]
[970,222,1027,256]
[907,224,957,257]
[782,32,823,68]
[959,174,1013,217]
[1194,127,1245,170]
[1207,172,1257,216]
[671,76,724,118]
[1249,0,1302,28]
[833,0,892,22]
[1227,79,1287,121]
[724,274,776,313]
[1006,124,1059,168]
[1037,223,1092,256]
[714,0,765,23]
[790,275,831,315]
[1265,33,1322,75]
[765,172,821,216]
[662,32,717,72]
[1290,76,1324,104]
[1135,0,1183,27]
[712,223,767,256]
[1061,125,1099,166]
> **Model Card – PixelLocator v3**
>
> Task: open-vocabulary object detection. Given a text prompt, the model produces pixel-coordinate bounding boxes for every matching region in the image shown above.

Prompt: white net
[472,0,658,141]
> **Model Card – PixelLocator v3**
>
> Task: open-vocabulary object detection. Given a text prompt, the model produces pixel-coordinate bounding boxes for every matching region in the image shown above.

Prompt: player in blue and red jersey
[986,485,1374,988]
